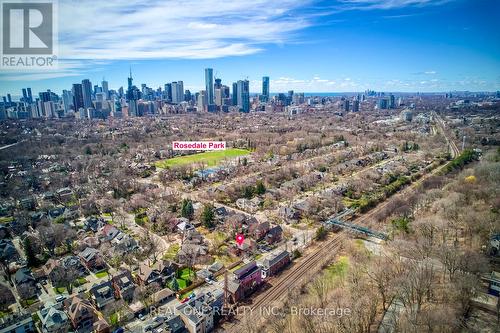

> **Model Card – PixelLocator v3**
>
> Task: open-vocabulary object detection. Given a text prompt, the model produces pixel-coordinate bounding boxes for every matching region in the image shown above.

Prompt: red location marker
[236,234,245,246]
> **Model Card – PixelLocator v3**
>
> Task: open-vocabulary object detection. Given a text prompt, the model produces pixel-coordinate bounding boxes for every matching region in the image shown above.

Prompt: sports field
[155,148,250,168]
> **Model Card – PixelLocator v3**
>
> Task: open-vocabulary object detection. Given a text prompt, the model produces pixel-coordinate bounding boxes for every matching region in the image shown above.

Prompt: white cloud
[57,0,312,60]
[336,0,452,10]
[267,76,362,92]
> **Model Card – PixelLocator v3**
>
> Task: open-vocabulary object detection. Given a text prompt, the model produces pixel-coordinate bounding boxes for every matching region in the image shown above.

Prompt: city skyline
[0,0,499,95]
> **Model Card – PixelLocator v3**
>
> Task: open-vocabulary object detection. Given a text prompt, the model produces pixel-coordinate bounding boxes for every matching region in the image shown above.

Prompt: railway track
[224,233,345,331]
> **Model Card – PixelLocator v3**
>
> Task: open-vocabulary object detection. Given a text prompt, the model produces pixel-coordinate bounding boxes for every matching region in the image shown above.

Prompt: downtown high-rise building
[205,68,214,106]
[237,80,250,113]
[27,88,33,103]
[164,83,172,102]
[62,90,73,113]
[197,90,206,111]
[102,79,109,100]
[81,79,93,109]
[262,76,270,102]
[232,82,238,106]
[171,81,184,104]
[352,99,360,112]
[72,83,84,111]
[389,94,395,109]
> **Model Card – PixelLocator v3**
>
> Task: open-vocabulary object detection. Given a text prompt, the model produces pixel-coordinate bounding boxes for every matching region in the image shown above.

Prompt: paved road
[0,140,23,151]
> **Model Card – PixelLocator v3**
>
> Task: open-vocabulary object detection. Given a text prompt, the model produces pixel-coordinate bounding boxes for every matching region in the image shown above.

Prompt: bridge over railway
[324,208,389,240]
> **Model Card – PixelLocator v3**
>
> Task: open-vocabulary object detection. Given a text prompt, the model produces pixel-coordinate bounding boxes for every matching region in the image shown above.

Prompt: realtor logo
[3,2,52,54]
[1,0,57,68]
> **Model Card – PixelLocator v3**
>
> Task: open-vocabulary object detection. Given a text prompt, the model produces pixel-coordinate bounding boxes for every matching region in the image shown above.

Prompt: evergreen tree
[255,180,266,195]
[181,199,194,220]
[170,277,179,292]
[23,237,38,267]
[201,204,215,229]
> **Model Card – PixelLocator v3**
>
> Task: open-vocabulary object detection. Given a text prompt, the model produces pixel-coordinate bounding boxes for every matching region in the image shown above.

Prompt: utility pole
[462,135,466,151]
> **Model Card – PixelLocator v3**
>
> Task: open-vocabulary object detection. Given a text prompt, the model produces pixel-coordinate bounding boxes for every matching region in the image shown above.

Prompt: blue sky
[1,0,499,96]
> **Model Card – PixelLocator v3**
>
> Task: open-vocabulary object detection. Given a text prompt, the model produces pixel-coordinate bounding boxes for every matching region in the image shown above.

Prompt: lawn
[74,277,88,286]
[0,216,13,224]
[95,271,109,279]
[325,256,349,281]
[168,277,189,291]
[163,244,180,260]
[178,267,195,281]
[53,287,67,294]
[155,148,250,169]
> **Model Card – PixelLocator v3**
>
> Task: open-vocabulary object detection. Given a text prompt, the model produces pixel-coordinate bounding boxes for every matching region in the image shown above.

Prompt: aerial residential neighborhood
[0,0,499,332]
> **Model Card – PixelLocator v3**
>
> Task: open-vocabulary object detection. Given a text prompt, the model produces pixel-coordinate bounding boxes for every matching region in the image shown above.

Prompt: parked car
[55,295,66,303]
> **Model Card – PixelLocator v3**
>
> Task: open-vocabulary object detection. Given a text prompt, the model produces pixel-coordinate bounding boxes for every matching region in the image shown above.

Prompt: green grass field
[95,271,109,279]
[155,148,250,169]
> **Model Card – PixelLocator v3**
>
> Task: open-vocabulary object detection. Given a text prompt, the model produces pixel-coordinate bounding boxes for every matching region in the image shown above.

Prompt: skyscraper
[197,90,206,111]
[81,79,93,109]
[72,83,84,110]
[237,80,250,113]
[171,81,184,104]
[232,82,238,106]
[27,88,33,103]
[262,76,270,102]
[352,100,360,112]
[22,89,28,103]
[389,94,395,109]
[205,68,214,106]
[102,79,109,100]
[62,90,73,113]
[164,83,172,102]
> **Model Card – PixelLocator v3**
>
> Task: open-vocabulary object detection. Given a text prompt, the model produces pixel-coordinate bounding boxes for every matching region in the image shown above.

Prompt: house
[265,225,283,244]
[0,239,19,263]
[214,207,228,222]
[195,269,213,280]
[250,221,270,241]
[56,187,73,200]
[229,238,256,257]
[48,207,65,219]
[177,220,195,234]
[111,270,136,302]
[92,318,110,333]
[66,296,97,331]
[177,243,210,266]
[78,247,106,272]
[177,290,223,333]
[89,281,116,310]
[14,268,37,300]
[84,217,106,233]
[0,225,10,239]
[235,198,259,213]
[19,196,36,210]
[61,255,87,276]
[99,224,121,242]
[485,271,500,296]
[39,304,70,333]
[111,233,139,255]
[261,250,290,279]
[78,236,100,250]
[165,314,186,333]
[0,312,35,333]
[208,262,223,274]
[278,206,300,221]
[177,230,210,265]
[136,260,177,286]
[227,261,262,302]
[151,288,175,307]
